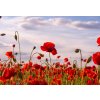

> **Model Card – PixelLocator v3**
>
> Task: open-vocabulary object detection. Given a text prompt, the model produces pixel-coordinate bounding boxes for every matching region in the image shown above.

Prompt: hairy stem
[49,53,51,65]
[15,31,21,64]
[29,52,38,62]
[29,48,34,62]
[79,50,82,68]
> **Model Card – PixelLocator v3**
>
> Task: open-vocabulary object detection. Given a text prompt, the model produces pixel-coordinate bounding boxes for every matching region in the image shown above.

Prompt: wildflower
[97,37,100,46]
[92,52,100,65]
[33,64,41,69]
[2,68,15,79]
[87,80,92,85]
[5,51,14,58]
[0,76,6,84]
[57,56,61,59]
[64,58,68,62]
[37,56,41,60]
[41,42,57,55]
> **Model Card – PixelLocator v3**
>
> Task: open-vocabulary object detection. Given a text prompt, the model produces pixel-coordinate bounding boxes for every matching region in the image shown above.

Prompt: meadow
[0,31,100,85]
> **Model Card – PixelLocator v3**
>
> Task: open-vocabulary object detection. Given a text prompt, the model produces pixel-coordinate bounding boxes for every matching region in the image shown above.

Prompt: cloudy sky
[0,16,100,64]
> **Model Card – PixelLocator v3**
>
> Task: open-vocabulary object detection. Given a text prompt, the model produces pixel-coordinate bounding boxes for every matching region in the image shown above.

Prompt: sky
[0,16,100,65]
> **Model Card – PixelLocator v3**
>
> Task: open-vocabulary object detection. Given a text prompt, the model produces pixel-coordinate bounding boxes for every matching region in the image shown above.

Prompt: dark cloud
[74,21,100,30]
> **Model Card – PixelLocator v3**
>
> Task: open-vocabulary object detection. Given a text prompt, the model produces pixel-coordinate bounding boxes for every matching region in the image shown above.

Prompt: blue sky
[0,16,100,65]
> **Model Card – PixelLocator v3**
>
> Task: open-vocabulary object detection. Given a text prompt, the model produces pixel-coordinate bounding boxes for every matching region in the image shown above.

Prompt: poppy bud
[75,49,80,53]
[12,44,15,48]
[87,56,92,63]
[57,56,61,59]
[46,58,48,62]
[14,33,17,41]
[22,61,24,63]
[38,53,44,57]
[0,33,6,36]
[33,46,36,50]
[15,52,18,55]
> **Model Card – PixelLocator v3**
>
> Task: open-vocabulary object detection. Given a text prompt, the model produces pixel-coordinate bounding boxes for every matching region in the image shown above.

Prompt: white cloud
[1,16,100,31]
[0,16,100,63]
[7,16,100,31]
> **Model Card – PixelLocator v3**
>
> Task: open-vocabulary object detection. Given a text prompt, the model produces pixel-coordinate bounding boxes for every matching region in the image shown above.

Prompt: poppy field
[0,31,100,85]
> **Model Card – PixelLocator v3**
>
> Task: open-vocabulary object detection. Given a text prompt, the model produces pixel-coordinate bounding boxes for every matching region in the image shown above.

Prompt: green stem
[13,47,14,55]
[29,52,38,62]
[29,49,35,62]
[29,47,36,62]
[15,31,21,64]
[79,50,82,68]
[49,53,51,65]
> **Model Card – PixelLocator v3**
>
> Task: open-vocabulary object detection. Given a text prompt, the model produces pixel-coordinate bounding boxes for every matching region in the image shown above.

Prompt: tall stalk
[49,52,51,65]
[75,49,83,68]
[29,46,36,62]
[15,31,21,64]
[79,50,82,68]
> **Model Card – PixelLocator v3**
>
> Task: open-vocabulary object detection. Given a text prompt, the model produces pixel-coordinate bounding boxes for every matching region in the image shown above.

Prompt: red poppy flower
[87,80,92,85]
[92,52,100,65]
[37,56,41,60]
[0,76,6,84]
[2,68,16,79]
[97,37,100,46]
[83,59,87,62]
[41,42,57,55]
[57,56,61,59]
[5,51,14,58]
[67,62,71,65]
[64,58,68,62]
[33,64,41,69]
[2,68,11,79]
